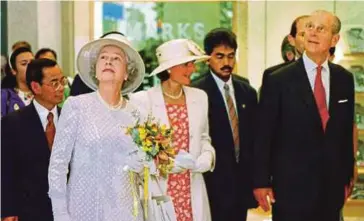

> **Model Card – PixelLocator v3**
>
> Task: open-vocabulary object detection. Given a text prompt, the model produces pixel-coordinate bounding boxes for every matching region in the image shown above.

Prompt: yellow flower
[145,139,153,147]
[139,128,147,140]
[161,125,167,133]
[152,125,158,133]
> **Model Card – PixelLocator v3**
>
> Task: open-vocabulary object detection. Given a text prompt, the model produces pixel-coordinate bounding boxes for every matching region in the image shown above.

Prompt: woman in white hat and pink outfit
[131,39,215,221]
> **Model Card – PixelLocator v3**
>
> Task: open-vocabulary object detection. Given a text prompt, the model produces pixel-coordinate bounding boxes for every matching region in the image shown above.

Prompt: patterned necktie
[45,112,56,150]
[314,66,329,131]
[224,84,240,162]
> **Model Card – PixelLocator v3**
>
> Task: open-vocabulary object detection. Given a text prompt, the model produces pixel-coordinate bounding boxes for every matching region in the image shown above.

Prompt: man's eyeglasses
[43,77,68,91]
[306,22,328,34]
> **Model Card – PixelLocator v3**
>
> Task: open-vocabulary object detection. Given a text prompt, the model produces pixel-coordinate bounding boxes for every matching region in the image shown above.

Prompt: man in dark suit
[1,59,66,221]
[261,15,309,86]
[254,10,355,221]
[192,28,257,221]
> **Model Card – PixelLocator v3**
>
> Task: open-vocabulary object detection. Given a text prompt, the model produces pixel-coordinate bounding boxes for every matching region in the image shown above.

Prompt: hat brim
[148,55,210,77]
[77,38,145,95]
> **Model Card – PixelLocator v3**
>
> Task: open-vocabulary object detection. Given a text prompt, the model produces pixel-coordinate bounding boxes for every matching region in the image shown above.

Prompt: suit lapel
[26,103,51,154]
[205,73,229,115]
[148,85,170,127]
[232,76,246,117]
[328,62,340,122]
[293,58,323,130]
[204,73,234,139]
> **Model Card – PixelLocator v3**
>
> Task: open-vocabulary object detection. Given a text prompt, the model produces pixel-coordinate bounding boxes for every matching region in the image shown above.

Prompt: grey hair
[332,15,341,34]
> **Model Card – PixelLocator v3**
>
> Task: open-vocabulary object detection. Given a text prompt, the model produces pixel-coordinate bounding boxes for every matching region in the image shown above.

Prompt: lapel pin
[14,103,20,111]
[242,104,246,109]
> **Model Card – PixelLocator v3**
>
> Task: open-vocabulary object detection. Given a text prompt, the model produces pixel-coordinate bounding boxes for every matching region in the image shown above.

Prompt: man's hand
[2,216,18,221]
[253,188,275,212]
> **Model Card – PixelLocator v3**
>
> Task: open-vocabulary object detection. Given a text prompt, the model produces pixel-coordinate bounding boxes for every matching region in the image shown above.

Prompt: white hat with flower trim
[149,39,210,76]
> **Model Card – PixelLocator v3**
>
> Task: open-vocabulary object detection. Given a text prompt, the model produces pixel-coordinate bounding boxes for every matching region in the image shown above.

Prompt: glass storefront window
[94,2,233,89]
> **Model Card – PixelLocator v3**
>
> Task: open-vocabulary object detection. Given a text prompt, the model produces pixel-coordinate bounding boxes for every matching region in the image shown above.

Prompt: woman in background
[1,47,34,116]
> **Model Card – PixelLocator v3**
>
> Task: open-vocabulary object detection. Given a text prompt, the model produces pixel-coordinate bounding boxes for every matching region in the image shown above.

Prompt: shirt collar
[33,98,58,121]
[302,52,329,72]
[210,70,234,92]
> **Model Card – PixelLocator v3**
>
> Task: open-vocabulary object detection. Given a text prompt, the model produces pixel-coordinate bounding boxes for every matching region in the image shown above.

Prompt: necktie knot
[317,65,323,75]
[47,112,54,122]
[224,84,230,92]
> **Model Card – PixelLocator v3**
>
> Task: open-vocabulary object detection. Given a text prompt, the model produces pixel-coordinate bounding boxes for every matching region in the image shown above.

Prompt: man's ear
[331,34,340,47]
[11,68,17,76]
[287,35,296,47]
[30,81,41,95]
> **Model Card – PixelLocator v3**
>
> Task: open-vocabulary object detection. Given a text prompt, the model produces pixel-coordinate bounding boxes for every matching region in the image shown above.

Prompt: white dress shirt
[33,99,58,131]
[210,71,237,113]
[302,52,330,108]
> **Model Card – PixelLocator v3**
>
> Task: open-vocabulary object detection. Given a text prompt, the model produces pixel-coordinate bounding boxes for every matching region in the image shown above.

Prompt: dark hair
[26,58,58,93]
[12,41,32,51]
[204,28,237,55]
[281,35,296,62]
[10,47,33,71]
[35,48,57,60]
[329,47,336,56]
[289,15,309,37]
[100,31,125,38]
[156,70,170,82]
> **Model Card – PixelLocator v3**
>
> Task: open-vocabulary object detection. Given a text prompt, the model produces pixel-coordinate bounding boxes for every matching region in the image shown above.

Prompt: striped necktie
[224,84,240,162]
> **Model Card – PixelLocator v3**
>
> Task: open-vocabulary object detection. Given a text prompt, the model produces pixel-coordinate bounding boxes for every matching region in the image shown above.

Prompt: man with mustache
[254,10,354,221]
[192,28,258,221]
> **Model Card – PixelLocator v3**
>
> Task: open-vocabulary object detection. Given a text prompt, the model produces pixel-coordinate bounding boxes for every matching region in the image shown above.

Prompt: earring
[167,70,171,73]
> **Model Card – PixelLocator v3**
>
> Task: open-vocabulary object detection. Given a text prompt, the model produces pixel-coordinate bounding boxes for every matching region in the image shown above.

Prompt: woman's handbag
[143,175,177,221]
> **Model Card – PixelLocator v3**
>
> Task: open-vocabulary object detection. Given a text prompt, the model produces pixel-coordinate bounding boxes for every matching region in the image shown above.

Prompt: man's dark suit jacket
[1,103,58,221]
[192,73,258,221]
[254,58,355,220]
[70,74,93,96]
[261,61,293,87]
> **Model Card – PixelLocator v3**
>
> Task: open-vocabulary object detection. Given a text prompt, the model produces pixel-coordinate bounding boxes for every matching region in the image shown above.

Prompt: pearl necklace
[162,88,183,100]
[96,91,125,110]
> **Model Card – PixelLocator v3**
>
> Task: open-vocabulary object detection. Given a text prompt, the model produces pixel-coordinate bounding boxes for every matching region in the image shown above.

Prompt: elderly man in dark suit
[1,59,67,221]
[254,10,355,221]
[192,27,257,221]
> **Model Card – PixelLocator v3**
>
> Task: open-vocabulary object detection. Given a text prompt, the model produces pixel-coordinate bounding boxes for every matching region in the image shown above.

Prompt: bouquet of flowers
[125,114,175,218]
[125,114,175,177]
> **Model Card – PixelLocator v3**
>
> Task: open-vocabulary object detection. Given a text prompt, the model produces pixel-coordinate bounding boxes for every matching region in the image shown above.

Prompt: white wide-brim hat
[77,34,145,95]
[149,39,210,76]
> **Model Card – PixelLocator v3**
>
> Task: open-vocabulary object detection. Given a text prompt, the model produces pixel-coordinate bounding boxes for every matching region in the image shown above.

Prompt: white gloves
[170,150,196,173]
[124,150,157,174]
